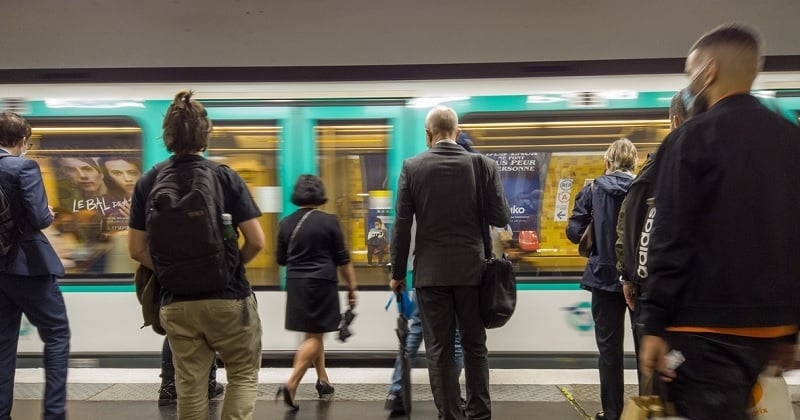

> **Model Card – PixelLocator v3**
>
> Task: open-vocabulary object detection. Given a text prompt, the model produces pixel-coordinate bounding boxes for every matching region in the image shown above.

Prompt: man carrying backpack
[128,91,265,420]
[0,112,71,420]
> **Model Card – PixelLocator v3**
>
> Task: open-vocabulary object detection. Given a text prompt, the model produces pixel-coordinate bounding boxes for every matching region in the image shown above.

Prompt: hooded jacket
[567,171,634,292]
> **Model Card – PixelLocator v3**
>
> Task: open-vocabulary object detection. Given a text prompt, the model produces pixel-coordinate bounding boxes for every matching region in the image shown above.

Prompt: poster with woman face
[49,155,142,274]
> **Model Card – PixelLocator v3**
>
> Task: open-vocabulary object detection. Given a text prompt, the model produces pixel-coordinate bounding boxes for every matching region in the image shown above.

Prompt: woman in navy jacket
[566,138,636,420]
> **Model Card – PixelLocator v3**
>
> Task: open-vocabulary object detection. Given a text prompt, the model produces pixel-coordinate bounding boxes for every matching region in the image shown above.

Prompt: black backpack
[145,159,239,295]
[0,155,21,256]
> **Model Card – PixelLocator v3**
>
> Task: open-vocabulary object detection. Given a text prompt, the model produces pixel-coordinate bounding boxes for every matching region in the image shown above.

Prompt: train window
[25,117,142,281]
[316,120,391,287]
[207,121,281,287]
[460,110,670,279]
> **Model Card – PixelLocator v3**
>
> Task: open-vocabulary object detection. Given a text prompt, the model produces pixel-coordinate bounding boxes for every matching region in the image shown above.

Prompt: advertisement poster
[48,155,142,274]
[485,152,548,237]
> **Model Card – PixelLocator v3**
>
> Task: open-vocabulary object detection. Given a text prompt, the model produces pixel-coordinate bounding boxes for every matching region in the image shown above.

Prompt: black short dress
[276,208,351,333]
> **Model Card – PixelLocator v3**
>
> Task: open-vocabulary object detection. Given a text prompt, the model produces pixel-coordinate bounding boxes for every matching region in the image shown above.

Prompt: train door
[206,120,281,286]
[315,119,392,286]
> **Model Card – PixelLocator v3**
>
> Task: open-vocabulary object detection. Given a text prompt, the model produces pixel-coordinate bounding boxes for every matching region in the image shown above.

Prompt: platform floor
[9,368,800,419]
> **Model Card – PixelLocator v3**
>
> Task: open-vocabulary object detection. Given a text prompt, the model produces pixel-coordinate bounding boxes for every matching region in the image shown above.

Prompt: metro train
[5,74,800,362]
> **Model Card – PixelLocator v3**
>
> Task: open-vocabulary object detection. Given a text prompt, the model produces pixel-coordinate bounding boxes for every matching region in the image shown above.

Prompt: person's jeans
[0,274,70,420]
[388,306,464,394]
[160,295,262,420]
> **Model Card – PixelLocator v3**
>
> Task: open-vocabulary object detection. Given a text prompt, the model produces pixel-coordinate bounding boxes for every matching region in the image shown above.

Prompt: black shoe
[384,392,405,415]
[158,382,177,406]
[276,384,299,411]
[595,412,606,420]
[315,379,334,398]
[208,380,224,399]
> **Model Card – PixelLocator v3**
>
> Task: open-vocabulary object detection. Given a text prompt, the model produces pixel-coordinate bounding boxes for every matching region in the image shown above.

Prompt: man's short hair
[290,174,328,206]
[0,112,31,148]
[690,23,761,56]
[425,106,459,137]
[670,90,689,121]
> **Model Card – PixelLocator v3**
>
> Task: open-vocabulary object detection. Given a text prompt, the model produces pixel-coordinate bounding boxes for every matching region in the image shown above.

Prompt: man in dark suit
[0,112,70,420]
[390,106,509,420]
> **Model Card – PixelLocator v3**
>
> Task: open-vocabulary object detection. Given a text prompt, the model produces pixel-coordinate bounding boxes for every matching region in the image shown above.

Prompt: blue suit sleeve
[20,159,53,230]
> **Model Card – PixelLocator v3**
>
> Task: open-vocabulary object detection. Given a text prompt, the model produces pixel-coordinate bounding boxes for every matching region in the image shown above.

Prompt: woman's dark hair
[0,112,31,148]
[162,90,213,156]
[374,217,383,226]
[290,174,328,206]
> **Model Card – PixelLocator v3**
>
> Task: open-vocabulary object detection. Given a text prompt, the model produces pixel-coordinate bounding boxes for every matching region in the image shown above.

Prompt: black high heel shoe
[315,379,335,398]
[276,384,299,411]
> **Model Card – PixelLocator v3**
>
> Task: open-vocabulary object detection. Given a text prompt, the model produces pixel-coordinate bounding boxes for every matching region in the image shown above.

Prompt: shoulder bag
[578,183,595,257]
[471,154,517,329]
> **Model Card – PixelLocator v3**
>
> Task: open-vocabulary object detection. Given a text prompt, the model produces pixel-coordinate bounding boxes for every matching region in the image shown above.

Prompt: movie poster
[484,152,548,237]
[47,155,142,274]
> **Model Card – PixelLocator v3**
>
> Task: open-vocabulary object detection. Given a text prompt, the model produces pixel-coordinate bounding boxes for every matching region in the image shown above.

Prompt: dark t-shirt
[129,154,262,301]
[276,208,350,282]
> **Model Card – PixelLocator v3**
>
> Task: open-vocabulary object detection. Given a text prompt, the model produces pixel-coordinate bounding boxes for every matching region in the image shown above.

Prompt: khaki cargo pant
[161,295,262,420]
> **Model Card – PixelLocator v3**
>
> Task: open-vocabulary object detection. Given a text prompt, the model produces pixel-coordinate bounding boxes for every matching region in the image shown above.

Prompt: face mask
[681,61,711,117]
[681,86,709,118]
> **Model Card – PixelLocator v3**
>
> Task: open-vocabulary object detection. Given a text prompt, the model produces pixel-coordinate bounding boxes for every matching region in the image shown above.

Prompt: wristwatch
[619,275,632,285]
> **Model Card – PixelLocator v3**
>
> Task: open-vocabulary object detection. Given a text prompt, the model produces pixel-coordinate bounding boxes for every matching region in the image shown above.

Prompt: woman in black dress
[275,175,358,410]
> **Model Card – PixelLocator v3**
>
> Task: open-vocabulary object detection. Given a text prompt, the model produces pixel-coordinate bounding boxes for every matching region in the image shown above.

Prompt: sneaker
[384,392,405,415]
[209,380,224,399]
[158,382,177,406]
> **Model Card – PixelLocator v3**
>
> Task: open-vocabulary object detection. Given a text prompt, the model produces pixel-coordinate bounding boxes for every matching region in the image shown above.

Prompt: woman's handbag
[471,154,517,329]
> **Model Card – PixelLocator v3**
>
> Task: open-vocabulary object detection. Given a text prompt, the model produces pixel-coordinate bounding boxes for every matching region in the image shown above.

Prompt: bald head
[425,106,460,142]
[687,24,762,97]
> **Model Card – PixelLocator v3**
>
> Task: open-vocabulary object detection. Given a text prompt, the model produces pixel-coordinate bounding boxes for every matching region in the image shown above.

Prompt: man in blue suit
[0,112,70,420]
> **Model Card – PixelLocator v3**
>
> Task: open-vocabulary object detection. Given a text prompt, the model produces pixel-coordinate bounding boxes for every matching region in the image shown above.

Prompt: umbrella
[396,290,412,417]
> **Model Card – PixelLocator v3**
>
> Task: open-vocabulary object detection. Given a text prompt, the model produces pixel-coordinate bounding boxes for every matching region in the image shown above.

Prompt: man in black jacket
[638,24,800,420]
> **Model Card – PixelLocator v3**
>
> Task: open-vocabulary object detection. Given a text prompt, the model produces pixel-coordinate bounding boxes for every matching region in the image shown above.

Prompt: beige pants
[160,295,262,420]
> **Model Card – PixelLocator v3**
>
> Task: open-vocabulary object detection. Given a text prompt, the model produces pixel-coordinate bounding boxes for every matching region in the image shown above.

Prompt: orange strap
[666,324,798,338]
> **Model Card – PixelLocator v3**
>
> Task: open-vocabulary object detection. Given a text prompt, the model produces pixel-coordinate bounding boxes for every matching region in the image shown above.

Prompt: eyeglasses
[24,139,33,149]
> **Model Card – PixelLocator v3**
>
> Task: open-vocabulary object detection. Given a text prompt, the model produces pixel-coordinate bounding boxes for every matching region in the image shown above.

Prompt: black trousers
[591,288,630,420]
[663,332,777,420]
[417,286,490,420]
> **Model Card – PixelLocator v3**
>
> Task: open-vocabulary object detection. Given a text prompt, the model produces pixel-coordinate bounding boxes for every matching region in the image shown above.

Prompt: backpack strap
[288,209,316,256]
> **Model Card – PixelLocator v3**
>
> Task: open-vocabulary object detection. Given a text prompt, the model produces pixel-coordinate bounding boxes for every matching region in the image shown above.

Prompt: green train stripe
[58,283,582,293]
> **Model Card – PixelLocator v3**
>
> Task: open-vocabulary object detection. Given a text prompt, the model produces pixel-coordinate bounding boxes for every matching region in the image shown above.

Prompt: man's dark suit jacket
[391,141,509,288]
[0,153,64,277]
